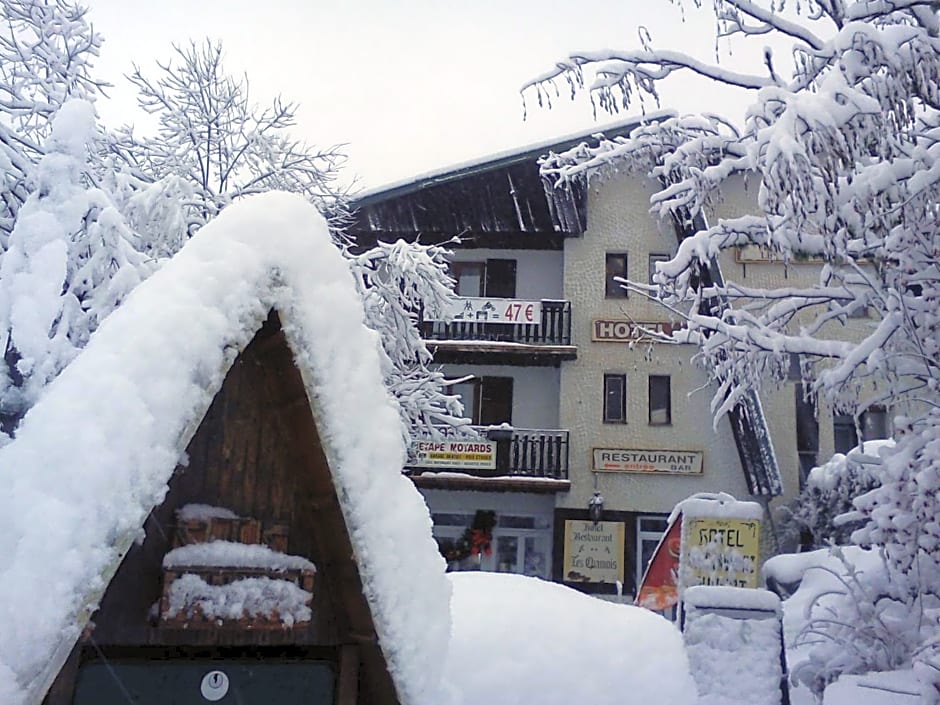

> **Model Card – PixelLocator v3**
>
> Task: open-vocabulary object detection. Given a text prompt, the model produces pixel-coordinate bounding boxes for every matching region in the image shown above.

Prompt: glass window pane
[649,376,671,425]
[639,517,668,533]
[604,374,626,423]
[498,515,536,529]
[452,262,484,297]
[523,536,548,578]
[605,253,628,298]
[432,513,476,527]
[863,407,887,440]
[833,414,858,454]
[496,536,518,572]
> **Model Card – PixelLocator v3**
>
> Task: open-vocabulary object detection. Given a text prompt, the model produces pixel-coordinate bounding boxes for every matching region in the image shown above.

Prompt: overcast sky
[85,0,761,191]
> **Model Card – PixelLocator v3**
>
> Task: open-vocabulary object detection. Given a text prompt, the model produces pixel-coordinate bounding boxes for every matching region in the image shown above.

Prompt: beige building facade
[350,119,885,599]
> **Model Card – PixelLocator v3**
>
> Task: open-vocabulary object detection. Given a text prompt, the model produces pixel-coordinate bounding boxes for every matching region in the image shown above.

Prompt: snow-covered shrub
[784,442,890,549]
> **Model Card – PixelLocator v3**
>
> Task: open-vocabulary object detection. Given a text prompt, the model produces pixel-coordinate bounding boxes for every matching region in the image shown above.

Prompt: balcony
[419,299,575,363]
[407,426,570,492]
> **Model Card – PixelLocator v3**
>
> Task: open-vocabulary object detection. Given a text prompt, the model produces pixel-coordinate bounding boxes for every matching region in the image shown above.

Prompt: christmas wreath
[438,510,497,565]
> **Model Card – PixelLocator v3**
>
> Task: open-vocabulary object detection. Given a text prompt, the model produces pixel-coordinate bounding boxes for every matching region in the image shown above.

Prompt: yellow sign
[684,517,760,588]
[410,439,496,470]
[562,520,625,584]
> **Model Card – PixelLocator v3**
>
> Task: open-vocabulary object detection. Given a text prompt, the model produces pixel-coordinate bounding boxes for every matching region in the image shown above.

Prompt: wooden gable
[45,311,399,705]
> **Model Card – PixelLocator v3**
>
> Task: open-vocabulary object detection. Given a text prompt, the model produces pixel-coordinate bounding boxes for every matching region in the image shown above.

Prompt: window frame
[605,253,629,298]
[648,375,672,426]
[636,514,670,592]
[603,373,627,424]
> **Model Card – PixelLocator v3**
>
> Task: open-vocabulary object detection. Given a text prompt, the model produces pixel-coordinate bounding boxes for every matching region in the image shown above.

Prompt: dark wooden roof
[349,113,673,245]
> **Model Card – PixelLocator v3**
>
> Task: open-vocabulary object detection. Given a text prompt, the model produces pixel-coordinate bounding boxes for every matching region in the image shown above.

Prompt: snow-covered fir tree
[526,0,940,699]
[0,100,151,435]
[0,0,107,243]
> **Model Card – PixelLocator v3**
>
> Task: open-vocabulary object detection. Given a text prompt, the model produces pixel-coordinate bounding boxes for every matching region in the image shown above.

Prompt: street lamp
[588,491,604,524]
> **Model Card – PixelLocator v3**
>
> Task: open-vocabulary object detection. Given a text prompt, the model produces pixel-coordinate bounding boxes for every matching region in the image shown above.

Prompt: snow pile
[764,547,926,704]
[164,574,312,628]
[683,587,783,705]
[437,573,698,705]
[175,503,239,522]
[0,192,450,705]
[805,441,892,493]
[672,492,764,522]
[163,541,316,573]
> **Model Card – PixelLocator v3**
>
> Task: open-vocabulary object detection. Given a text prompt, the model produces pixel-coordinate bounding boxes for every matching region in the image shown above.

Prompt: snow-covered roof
[353,110,676,206]
[0,192,451,705]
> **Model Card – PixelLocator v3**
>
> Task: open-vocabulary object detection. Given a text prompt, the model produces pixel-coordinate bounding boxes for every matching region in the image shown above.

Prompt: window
[636,515,670,590]
[451,259,516,298]
[452,262,484,297]
[603,374,627,423]
[833,406,888,454]
[449,377,513,425]
[432,512,551,578]
[863,406,888,440]
[648,376,671,425]
[605,253,628,298]
[833,413,857,455]
[648,254,670,285]
[795,383,819,486]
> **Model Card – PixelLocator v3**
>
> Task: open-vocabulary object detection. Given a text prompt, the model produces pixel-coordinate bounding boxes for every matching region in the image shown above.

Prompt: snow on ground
[764,548,923,705]
[0,192,450,705]
[438,572,698,705]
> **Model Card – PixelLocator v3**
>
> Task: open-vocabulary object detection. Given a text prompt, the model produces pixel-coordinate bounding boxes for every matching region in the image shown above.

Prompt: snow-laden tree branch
[348,238,470,444]
[0,0,107,243]
[528,0,940,697]
[106,39,349,246]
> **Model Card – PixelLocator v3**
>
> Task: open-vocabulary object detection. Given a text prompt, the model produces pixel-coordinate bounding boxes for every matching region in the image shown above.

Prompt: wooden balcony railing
[407,426,569,480]
[420,299,571,346]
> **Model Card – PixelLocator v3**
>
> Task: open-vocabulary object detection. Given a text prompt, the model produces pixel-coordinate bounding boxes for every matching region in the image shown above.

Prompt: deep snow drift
[440,572,698,705]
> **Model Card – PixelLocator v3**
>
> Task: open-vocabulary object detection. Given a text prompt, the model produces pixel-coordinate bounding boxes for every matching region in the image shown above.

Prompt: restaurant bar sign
[592,319,683,342]
[428,297,543,325]
[593,448,703,475]
[410,439,496,470]
[562,520,625,584]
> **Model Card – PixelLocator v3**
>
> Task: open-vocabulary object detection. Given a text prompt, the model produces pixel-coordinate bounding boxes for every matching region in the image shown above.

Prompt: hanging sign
[592,319,684,342]
[593,448,703,475]
[410,439,496,470]
[562,520,625,584]
[429,297,543,325]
